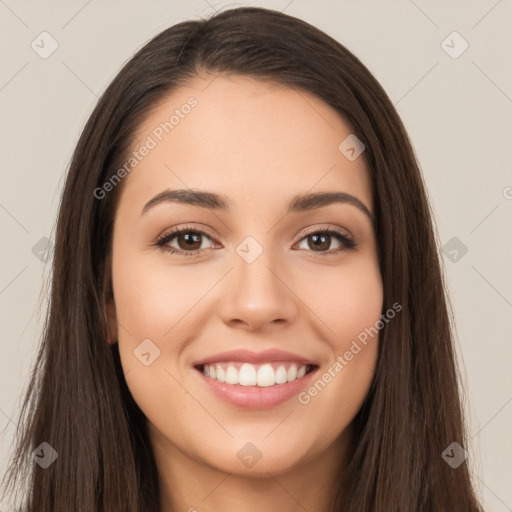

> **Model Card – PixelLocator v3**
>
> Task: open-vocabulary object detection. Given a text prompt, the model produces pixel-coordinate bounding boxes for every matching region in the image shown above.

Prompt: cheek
[110,247,224,410]
[302,256,383,347]
[112,251,213,342]
[293,258,383,430]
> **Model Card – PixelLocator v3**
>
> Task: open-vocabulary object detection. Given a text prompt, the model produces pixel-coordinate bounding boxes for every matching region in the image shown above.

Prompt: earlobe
[106,298,118,344]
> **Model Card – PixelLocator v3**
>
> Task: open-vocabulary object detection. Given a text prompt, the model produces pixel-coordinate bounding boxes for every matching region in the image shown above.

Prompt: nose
[218,251,299,332]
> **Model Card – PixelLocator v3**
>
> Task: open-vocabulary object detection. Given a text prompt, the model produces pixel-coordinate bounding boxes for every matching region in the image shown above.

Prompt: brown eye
[176,232,203,251]
[155,228,216,255]
[297,229,355,254]
[307,233,331,251]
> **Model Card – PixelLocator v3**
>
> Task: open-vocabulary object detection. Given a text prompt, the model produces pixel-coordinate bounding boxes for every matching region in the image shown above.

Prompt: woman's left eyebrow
[140,188,373,221]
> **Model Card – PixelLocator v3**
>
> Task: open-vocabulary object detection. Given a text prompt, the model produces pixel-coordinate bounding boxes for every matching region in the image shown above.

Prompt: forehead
[119,74,372,215]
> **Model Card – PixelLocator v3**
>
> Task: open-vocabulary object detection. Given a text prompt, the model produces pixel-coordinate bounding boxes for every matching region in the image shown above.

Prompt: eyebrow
[140,189,373,221]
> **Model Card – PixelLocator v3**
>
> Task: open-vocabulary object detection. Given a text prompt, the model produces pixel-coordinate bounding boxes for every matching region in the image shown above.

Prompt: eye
[154,225,356,257]
[154,226,217,256]
[295,228,356,254]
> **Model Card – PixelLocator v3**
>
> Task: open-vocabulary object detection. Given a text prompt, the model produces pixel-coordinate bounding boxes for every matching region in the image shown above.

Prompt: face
[107,74,383,478]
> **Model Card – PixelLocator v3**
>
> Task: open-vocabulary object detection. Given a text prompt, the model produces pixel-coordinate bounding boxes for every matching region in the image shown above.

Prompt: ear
[106,297,118,344]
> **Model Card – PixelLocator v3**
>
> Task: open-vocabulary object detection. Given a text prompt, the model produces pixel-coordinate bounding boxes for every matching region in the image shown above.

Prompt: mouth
[195,361,317,387]
[191,350,319,409]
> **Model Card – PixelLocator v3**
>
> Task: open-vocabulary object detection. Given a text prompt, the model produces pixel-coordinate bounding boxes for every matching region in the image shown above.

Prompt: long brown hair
[1,6,483,511]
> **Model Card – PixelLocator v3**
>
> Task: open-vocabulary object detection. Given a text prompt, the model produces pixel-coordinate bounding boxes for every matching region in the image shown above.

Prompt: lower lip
[195,367,318,409]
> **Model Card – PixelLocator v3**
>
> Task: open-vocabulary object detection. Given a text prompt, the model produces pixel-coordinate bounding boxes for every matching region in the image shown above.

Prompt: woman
[2,6,483,511]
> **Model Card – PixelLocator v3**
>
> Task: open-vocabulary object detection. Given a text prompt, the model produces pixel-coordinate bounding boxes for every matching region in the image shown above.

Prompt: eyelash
[153,224,357,257]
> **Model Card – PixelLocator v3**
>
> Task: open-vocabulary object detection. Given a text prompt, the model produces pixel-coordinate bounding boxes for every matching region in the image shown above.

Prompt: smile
[198,361,315,387]
[192,349,319,409]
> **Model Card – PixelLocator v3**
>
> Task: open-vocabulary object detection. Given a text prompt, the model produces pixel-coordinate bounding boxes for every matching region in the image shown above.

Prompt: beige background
[1,0,511,509]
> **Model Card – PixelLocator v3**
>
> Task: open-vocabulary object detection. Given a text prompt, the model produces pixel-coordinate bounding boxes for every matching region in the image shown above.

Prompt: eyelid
[298,223,351,239]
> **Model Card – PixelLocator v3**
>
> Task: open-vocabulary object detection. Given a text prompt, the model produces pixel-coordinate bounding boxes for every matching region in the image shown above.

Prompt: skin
[107,74,383,512]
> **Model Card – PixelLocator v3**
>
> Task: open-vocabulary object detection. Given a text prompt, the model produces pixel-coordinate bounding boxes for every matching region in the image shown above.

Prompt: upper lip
[192,349,317,367]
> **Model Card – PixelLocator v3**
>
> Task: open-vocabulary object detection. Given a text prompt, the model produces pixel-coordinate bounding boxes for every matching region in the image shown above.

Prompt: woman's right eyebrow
[140,188,373,222]
[141,189,229,216]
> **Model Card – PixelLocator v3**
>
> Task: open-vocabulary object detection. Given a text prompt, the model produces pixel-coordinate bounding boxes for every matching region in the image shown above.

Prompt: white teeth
[275,365,287,384]
[203,362,310,387]
[215,365,225,382]
[287,364,297,382]
[225,366,239,385]
[239,363,257,386]
[257,364,276,387]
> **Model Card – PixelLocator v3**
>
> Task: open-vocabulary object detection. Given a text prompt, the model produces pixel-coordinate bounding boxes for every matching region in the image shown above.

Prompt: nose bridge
[218,239,298,330]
